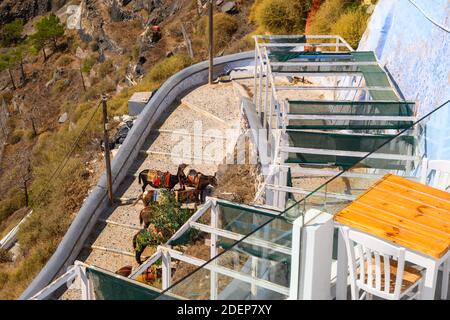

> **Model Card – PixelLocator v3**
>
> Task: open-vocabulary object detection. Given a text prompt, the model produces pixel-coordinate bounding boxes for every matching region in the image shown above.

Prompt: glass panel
[286,101,414,130]
[86,266,178,300]
[153,100,449,300]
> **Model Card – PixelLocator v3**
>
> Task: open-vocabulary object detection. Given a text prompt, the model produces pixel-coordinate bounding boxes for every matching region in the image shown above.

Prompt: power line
[33,100,102,204]
[407,0,450,33]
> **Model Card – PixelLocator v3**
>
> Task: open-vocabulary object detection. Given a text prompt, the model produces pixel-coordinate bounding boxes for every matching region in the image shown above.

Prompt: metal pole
[101,94,113,204]
[208,0,214,84]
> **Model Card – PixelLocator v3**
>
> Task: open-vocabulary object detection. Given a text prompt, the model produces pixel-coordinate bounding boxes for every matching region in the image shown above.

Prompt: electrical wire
[407,0,450,33]
[33,100,102,203]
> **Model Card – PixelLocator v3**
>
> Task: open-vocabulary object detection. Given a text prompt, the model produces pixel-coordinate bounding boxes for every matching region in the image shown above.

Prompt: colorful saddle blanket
[147,170,170,188]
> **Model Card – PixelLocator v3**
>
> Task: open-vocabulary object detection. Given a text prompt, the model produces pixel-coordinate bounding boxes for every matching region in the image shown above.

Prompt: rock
[75,47,88,59]
[221,1,238,14]
[116,83,125,94]
[65,5,82,30]
[69,122,76,131]
[45,68,66,87]
[218,75,231,83]
[0,0,68,26]
[58,112,68,123]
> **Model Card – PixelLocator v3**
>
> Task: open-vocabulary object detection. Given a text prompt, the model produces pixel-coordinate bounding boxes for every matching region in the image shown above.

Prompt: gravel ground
[60,82,244,299]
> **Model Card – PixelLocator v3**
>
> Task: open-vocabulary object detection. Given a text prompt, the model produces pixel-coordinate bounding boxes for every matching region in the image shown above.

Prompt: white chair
[420,158,450,191]
[420,158,450,299]
[340,226,423,300]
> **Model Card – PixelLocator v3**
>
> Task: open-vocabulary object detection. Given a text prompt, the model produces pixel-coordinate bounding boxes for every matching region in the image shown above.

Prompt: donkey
[133,189,157,207]
[184,169,218,202]
[139,206,152,228]
[138,164,188,192]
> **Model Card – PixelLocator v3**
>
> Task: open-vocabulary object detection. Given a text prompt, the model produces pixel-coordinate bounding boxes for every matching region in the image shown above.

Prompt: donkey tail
[138,170,145,185]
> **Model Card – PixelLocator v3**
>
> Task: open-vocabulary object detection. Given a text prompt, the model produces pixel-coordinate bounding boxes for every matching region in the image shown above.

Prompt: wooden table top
[334,174,450,259]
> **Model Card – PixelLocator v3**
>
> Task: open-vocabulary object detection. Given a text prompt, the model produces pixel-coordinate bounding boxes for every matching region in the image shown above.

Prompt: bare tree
[19,157,32,207]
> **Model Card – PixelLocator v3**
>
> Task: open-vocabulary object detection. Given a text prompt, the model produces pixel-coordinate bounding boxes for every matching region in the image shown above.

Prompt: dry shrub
[225,34,254,54]
[250,0,311,34]
[0,190,25,222]
[82,53,99,73]
[7,129,23,145]
[98,59,115,79]
[146,54,193,84]
[51,79,70,95]
[307,0,349,35]
[197,13,238,52]
[330,8,368,48]
[0,248,13,263]
[55,54,73,67]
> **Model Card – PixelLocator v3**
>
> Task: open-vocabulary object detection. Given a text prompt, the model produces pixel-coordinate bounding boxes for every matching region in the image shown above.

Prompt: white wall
[358,0,450,160]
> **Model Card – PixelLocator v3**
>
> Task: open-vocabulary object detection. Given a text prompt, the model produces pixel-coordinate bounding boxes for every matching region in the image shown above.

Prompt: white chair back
[420,159,450,191]
[340,226,407,300]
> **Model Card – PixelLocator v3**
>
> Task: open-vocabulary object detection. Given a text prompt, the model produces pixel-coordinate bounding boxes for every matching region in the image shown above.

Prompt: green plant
[29,14,65,61]
[1,19,24,47]
[145,190,192,243]
[35,14,65,49]
[250,0,311,34]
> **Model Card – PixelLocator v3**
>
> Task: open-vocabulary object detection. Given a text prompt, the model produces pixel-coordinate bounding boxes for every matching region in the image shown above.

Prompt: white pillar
[336,227,349,300]
[162,250,171,290]
[76,264,93,300]
[210,202,218,300]
[289,209,334,300]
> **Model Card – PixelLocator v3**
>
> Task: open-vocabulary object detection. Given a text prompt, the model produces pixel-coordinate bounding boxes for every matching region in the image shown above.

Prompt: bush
[330,8,368,49]
[82,53,98,74]
[90,41,99,52]
[56,54,73,67]
[51,79,70,95]
[83,79,116,101]
[145,191,193,243]
[7,129,23,145]
[0,190,25,222]
[307,0,348,35]
[146,54,193,84]
[98,59,114,78]
[250,0,311,34]
[0,248,12,263]
[197,13,238,51]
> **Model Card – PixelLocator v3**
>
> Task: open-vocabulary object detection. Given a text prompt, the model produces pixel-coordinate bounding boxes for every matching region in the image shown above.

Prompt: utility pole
[80,66,86,92]
[101,94,113,204]
[208,0,214,84]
